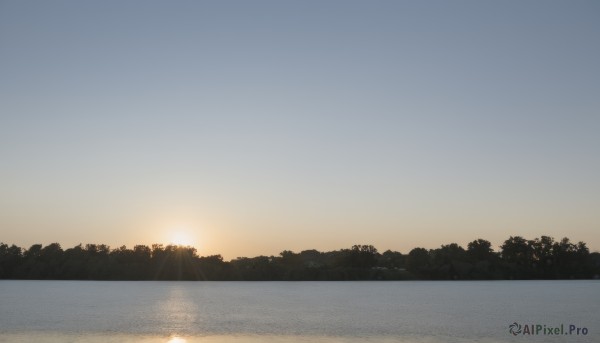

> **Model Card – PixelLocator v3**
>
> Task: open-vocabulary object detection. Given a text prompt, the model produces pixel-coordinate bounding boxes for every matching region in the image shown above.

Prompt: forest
[0,235,598,281]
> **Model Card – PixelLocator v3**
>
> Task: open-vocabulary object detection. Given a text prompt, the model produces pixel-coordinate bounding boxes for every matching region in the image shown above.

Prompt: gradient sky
[1,1,599,259]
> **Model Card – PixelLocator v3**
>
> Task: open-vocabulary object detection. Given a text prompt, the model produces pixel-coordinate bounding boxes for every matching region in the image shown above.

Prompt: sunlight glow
[167,336,187,343]
[170,230,194,246]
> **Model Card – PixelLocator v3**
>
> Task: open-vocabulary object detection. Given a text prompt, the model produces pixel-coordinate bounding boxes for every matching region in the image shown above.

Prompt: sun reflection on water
[167,336,187,343]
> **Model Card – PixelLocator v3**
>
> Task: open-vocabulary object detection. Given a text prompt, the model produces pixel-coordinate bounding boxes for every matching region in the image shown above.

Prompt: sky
[1,1,599,259]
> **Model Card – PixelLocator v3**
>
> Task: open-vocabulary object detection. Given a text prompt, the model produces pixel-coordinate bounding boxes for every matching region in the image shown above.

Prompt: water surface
[1,280,598,342]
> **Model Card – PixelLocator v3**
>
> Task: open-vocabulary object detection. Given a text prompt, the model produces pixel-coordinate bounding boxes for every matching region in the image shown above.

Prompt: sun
[169,230,194,246]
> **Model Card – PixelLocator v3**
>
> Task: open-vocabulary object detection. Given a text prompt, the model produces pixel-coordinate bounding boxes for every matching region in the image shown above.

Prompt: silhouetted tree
[467,239,494,261]
[0,236,597,280]
[341,245,379,268]
[379,250,405,269]
[407,247,430,277]
[0,243,22,278]
[500,236,532,265]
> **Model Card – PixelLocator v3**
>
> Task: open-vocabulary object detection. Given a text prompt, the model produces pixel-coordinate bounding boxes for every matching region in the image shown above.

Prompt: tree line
[0,235,599,281]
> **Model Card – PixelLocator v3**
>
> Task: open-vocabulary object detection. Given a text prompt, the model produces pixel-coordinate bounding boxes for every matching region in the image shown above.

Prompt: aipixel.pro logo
[509,322,589,336]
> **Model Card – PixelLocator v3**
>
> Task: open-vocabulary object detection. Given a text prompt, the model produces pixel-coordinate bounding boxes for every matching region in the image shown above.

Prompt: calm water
[0,280,598,342]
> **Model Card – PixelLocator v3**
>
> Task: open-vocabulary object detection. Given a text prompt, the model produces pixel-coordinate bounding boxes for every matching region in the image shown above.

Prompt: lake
[0,280,598,342]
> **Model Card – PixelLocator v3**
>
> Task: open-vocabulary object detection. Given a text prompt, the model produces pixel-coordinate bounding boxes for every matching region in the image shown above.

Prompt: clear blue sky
[1,1,599,258]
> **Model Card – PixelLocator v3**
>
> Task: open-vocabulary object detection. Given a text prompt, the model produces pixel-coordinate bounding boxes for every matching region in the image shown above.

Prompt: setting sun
[169,230,195,247]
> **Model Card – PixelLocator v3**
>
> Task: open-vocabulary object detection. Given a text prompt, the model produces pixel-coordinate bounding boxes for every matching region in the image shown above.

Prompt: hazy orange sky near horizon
[1,1,599,260]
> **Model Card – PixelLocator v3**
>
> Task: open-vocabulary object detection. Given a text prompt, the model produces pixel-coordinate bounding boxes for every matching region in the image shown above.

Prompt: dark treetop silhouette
[1,236,598,281]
